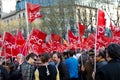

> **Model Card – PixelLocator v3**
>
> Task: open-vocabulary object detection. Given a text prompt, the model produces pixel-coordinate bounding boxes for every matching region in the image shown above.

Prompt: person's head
[16,53,24,64]
[52,52,63,64]
[96,50,106,62]
[40,53,50,64]
[68,49,75,57]
[63,51,69,59]
[106,43,120,61]
[26,52,37,65]
[89,51,95,63]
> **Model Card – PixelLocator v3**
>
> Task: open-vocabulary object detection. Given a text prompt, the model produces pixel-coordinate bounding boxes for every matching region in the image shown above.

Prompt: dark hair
[63,51,69,58]
[106,43,120,59]
[98,50,106,59]
[40,53,50,63]
[26,52,37,61]
[53,52,63,62]
[69,49,75,57]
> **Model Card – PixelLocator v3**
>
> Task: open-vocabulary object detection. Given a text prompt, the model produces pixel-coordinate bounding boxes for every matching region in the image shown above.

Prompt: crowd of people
[0,43,120,80]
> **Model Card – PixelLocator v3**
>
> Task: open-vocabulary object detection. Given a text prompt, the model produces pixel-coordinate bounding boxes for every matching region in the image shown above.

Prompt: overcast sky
[2,0,16,13]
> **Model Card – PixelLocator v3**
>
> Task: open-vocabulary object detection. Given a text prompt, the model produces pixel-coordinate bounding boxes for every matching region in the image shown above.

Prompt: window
[23,12,25,18]
[19,14,21,18]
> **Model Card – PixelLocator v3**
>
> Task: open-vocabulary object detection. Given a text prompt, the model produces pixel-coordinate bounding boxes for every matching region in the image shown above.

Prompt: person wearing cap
[95,43,120,80]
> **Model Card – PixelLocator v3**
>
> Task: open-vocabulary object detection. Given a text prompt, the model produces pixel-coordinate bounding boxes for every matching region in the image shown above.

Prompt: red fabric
[113,29,120,44]
[21,43,29,56]
[27,2,42,23]
[97,10,106,36]
[97,26,105,36]
[3,32,19,56]
[68,30,78,44]
[29,28,47,54]
[97,9,106,26]
[78,22,85,37]
[42,42,51,53]
[15,29,27,55]
[3,32,15,47]
[50,34,61,52]
[16,29,26,45]
[29,28,47,46]
[51,34,61,43]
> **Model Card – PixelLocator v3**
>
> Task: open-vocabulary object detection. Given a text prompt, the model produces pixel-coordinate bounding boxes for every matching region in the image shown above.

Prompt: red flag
[78,22,85,37]
[3,32,19,56]
[68,30,78,44]
[15,29,26,55]
[51,34,61,43]
[50,34,61,52]
[3,32,15,47]
[97,9,106,26]
[21,43,29,56]
[27,2,42,23]
[29,28,47,46]
[16,29,26,45]
[29,28,47,53]
[97,10,106,36]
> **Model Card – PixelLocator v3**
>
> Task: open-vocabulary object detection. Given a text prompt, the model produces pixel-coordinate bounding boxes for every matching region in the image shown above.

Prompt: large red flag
[27,2,42,23]
[29,28,47,46]
[97,10,106,36]
[15,29,26,55]
[51,34,61,52]
[68,30,78,44]
[3,32,15,47]
[29,28,47,54]
[97,9,106,26]
[3,32,19,56]
[78,22,85,37]
[16,29,26,45]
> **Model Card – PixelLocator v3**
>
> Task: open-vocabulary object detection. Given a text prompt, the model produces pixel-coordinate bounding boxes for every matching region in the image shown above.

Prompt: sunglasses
[34,59,37,61]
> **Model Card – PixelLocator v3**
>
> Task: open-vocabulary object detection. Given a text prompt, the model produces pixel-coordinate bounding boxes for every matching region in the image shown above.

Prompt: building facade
[16,0,55,11]
[1,0,120,37]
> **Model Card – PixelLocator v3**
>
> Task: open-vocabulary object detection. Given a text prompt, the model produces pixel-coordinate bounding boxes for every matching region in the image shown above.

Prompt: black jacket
[95,59,120,80]
[58,62,70,80]
[0,65,9,80]
[38,64,57,80]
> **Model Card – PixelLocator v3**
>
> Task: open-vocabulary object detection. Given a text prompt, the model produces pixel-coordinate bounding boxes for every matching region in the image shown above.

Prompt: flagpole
[25,1,29,40]
[78,23,82,52]
[24,1,30,55]
[93,9,98,80]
